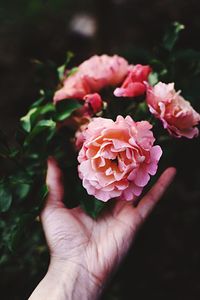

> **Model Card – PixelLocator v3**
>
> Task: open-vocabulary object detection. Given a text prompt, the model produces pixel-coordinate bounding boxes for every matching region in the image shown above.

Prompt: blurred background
[0,0,200,299]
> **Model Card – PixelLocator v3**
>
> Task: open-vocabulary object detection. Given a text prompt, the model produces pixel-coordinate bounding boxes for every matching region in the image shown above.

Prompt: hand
[29,158,176,300]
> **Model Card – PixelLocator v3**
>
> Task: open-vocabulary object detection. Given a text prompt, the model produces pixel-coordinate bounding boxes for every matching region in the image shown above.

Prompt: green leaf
[36,119,56,129]
[15,183,31,199]
[38,184,48,201]
[39,103,55,114]
[54,99,82,122]
[67,67,78,77]
[81,197,106,219]
[20,108,38,132]
[58,66,78,82]
[9,148,19,158]
[30,95,45,108]
[0,183,12,212]
[76,181,107,218]
[138,102,148,113]
[20,103,55,133]
[24,119,56,146]
[57,51,75,80]
[148,72,159,86]
[6,213,35,252]
[57,65,65,81]
[163,22,185,51]
[37,184,49,210]
[65,51,75,65]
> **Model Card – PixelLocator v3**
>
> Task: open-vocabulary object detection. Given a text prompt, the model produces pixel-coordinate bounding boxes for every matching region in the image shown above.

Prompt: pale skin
[29,157,176,300]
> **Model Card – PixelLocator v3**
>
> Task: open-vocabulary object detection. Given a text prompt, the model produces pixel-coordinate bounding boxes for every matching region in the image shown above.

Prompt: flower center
[111,158,118,165]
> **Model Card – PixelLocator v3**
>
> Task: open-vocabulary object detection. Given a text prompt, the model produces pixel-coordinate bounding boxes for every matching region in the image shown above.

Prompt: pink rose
[83,93,103,115]
[114,64,152,98]
[146,82,200,138]
[57,93,103,134]
[78,115,162,202]
[74,93,103,149]
[54,55,129,102]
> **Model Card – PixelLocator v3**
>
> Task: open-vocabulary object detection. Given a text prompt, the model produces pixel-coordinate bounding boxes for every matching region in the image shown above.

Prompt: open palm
[41,158,176,294]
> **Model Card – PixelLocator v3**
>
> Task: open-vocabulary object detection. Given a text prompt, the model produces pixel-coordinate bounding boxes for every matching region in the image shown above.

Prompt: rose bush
[1,23,200,264]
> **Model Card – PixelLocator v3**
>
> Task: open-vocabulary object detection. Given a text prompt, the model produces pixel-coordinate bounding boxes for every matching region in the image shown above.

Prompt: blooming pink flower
[54,55,129,102]
[78,115,162,202]
[114,64,152,98]
[146,82,200,138]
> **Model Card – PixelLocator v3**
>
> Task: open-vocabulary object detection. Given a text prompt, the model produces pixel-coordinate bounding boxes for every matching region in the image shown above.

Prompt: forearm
[29,258,103,300]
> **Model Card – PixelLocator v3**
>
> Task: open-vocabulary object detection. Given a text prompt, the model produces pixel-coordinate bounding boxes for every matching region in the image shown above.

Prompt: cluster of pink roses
[54,55,200,202]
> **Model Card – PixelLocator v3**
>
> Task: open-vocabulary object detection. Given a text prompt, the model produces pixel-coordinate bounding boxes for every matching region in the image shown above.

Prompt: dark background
[0,1,200,299]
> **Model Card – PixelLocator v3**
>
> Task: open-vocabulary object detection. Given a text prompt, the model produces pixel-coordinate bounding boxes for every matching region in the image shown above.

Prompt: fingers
[136,167,176,221]
[45,157,65,208]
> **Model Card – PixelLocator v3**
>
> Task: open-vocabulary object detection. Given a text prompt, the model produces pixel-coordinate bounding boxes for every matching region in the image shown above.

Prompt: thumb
[136,167,176,221]
[44,157,64,208]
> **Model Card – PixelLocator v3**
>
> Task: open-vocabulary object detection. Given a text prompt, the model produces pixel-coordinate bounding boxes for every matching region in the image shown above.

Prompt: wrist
[29,256,104,300]
[49,257,104,299]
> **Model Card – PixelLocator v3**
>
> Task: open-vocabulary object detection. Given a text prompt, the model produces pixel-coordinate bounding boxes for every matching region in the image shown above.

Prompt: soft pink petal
[134,166,150,187]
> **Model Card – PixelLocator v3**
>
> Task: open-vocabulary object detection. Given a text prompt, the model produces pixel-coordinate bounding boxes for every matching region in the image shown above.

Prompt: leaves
[20,108,38,132]
[20,103,55,133]
[5,212,37,252]
[54,99,81,122]
[37,184,49,209]
[23,119,56,146]
[77,181,106,218]
[15,182,31,200]
[148,72,159,86]
[0,183,12,212]
[57,51,75,80]
[67,67,78,77]
[163,22,185,51]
